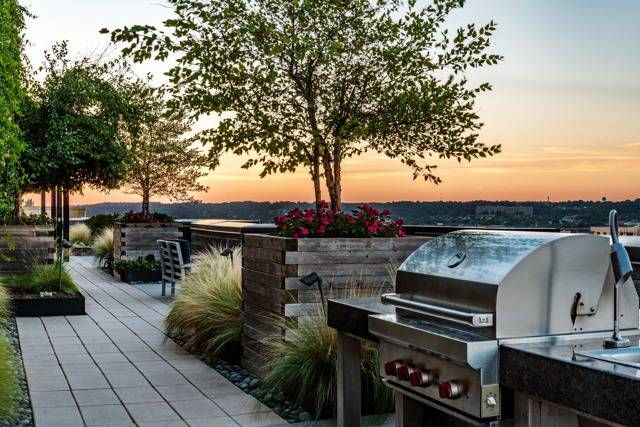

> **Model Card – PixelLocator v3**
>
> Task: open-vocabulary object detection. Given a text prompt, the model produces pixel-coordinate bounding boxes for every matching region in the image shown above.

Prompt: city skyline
[22,0,640,204]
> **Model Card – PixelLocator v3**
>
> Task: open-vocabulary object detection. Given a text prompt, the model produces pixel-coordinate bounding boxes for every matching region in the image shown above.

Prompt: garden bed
[0,225,54,275]
[9,292,85,317]
[0,318,33,426]
[118,268,162,284]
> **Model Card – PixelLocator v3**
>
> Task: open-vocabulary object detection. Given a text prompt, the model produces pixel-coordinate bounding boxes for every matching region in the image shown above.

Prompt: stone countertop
[327,297,393,341]
[501,332,640,426]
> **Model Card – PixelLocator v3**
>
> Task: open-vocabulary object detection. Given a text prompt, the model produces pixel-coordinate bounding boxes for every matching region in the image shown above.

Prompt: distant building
[22,204,87,219]
[475,205,534,217]
[591,226,640,236]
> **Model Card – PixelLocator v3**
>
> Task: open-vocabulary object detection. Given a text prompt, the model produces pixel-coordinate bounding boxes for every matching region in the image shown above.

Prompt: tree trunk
[322,150,342,212]
[142,190,150,216]
[12,190,22,220]
[312,150,322,209]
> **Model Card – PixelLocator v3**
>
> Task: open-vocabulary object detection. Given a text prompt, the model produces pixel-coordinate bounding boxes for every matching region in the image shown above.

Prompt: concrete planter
[11,292,85,317]
[112,222,189,280]
[240,233,430,376]
[0,225,55,274]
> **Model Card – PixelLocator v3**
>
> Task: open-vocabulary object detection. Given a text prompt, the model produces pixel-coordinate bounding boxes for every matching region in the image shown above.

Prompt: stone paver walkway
[17,257,285,427]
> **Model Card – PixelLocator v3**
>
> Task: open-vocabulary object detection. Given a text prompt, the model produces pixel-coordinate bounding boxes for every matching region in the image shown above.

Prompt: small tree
[109,0,502,211]
[120,81,208,216]
[19,42,129,196]
[0,0,27,221]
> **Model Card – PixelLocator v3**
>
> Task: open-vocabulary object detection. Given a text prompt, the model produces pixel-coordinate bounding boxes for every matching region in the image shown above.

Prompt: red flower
[300,228,310,236]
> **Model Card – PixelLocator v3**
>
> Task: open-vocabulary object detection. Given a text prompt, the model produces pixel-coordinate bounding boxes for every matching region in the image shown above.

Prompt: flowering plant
[117,211,175,224]
[275,201,405,238]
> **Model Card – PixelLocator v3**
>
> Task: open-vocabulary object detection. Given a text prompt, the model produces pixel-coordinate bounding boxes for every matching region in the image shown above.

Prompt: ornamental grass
[165,246,242,357]
[93,227,114,269]
[263,288,394,420]
[69,223,92,245]
[0,283,9,319]
[4,263,78,294]
[0,333,18,419]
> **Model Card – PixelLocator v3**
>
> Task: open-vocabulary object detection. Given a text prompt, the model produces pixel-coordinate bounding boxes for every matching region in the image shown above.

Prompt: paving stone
[97,361,138,373]
[115,341,151,352]
[144,370,189,386]
[73,388,120,406]
[50,336,82,345]
[232,412,288,427]
[53,344,88,355]
[67,374,111,390]
[21,344,55,355]
[214,395,271,416]
[133,360,174,372]
[170,399,226,420]
[124,351,162,362]
[92,352,129,363]
[104,371,150,388]
[168,358,211,373]
[28,375,70,392]
[114,386,163,404]
[57,352,94,364]
[85,342,120,354]
[33,406,84,427]
[22,353,58,365]
[30,390,75,407]
[195,380,246,399]
[187,418,239,427]
[62,363,102,376]
[138,422,187,427]
[25,364,64,377]
[80,404,132,425]
[156,384,205,401]
[125,401,181,423]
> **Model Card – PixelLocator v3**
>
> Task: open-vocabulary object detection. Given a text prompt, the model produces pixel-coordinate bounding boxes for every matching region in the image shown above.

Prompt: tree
[0,0,27,221]
[19,42,129,196]
[120,81,208,216]
[109,0,502,211]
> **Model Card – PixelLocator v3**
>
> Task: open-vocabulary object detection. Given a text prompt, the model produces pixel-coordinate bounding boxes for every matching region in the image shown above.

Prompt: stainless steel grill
[369,230,639,425]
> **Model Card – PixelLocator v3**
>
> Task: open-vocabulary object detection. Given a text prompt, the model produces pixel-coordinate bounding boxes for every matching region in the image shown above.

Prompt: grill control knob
[409,370,432,387]
[383,361,401,376]
[396,365,414,381]
[439,381,462,399]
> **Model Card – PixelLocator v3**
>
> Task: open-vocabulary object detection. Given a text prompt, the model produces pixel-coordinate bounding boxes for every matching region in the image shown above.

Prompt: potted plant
[241,202,429,373]
[114,256,162,283]
[112,211,189,278]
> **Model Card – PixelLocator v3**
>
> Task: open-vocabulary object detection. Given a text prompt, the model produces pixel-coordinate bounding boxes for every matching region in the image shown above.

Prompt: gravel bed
[168,333,312,423]
[0,318,33,427]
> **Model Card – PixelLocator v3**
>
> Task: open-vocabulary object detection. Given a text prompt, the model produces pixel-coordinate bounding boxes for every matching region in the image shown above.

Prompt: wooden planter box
[240,233,430,376]
[112,222,189,280]
[11,293,85,317]
[0,225,55,274]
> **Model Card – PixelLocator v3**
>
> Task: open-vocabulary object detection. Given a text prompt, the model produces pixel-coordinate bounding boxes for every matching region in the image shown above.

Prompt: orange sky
[22,0,640,205]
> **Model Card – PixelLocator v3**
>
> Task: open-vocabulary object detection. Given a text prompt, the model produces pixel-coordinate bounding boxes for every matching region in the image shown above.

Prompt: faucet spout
[604,210,633,349]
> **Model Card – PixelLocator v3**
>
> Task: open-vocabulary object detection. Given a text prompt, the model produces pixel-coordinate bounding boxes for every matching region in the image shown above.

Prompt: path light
[300,272,327,315]
[220,247,234,265]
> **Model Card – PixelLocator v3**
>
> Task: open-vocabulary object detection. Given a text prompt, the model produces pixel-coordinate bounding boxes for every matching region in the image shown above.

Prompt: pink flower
[398,230,406,237]
[300,228,310,236]
[382,209,391,216]
[318,225,326,234]
[292,233,299,238]
[395,218,405,226]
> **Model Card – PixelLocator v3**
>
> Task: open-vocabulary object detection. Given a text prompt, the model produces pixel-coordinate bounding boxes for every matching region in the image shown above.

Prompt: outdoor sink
[579,347,640,368]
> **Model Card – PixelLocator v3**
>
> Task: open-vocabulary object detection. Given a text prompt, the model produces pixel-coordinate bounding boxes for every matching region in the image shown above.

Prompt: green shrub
[93,227,114,269]
[0,283,10,319]
[263,301,393,419]
[0,334,18,419]
[69,223,92,245]
[165,246,242,357]
[4,263,78,294]
[114,257,160,273]
[84,213,119,236]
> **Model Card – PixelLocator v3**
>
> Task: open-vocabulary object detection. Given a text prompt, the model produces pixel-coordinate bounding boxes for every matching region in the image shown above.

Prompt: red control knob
[396,365,414,381]
[383,360,401,376]
[439,381,462,399]
[409,370,432,387]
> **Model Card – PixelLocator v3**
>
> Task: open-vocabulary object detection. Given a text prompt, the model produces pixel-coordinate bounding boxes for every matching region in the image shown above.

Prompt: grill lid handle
[381,293,494,328]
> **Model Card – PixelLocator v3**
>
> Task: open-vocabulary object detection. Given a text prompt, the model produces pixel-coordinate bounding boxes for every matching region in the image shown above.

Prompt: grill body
[369,230,639,424]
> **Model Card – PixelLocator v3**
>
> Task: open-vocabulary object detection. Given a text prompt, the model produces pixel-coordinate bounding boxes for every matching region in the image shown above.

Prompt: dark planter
[119,268,162,283]
[11,293,85,317]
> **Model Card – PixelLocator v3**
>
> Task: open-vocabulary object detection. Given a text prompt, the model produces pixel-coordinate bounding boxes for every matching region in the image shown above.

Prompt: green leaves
[111,0,502,209]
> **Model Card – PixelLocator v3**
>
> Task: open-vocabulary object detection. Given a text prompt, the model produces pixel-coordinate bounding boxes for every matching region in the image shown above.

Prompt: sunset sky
[22,0,640,205]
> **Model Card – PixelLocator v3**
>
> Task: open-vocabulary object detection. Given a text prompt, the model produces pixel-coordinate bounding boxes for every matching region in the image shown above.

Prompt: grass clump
[0,334,18,419]
[0,283,10,319]
[69,223,92,245]
[165,246,242,357]
[93,227,114,269]
[4,263,78,294]
[263,296,393,419]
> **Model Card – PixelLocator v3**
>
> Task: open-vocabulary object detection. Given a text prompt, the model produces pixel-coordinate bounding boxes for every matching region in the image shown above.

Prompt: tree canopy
[18,42,129,195]
[109,0,503,211]
[120,80,208,215]
[0,0,27,221]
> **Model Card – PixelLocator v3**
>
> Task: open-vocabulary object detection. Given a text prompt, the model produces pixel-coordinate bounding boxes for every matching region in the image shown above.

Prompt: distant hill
[79,200,640,228]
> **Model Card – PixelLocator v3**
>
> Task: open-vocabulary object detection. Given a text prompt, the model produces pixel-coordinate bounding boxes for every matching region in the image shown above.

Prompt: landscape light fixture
[220,248,234,265]
[300,272,327,315]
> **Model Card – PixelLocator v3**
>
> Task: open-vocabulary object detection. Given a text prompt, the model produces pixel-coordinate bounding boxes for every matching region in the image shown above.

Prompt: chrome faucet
[604,210,634,348]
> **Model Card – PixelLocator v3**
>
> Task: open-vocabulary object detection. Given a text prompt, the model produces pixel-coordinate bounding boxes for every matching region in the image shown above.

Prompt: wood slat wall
[240,234,430,377]
[0,225,55,274]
